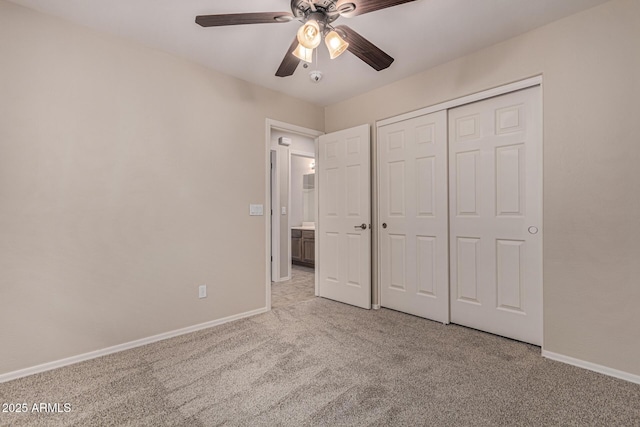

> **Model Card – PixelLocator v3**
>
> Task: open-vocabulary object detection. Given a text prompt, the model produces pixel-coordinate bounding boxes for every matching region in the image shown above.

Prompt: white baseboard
[542,350,640,385]
[0,306,269,384]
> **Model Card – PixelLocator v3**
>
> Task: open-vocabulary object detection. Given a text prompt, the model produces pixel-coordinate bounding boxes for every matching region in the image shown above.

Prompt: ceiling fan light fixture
[292,43,314,63]
[325,30,349,59]
[297,20,322,49]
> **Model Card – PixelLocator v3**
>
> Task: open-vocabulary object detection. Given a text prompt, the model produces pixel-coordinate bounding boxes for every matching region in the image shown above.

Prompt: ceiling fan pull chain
[309,47,323,83]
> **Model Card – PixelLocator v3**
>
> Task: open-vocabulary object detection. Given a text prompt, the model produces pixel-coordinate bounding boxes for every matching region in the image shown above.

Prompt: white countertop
[291,226,315,231]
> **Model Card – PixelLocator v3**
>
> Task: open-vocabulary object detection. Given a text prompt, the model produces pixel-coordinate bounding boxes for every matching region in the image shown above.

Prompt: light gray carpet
[1,297,639,426]
[271,265,316,309]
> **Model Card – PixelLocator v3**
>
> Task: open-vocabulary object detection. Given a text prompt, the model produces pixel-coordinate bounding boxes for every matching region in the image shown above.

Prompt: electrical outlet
[198,285,207,299]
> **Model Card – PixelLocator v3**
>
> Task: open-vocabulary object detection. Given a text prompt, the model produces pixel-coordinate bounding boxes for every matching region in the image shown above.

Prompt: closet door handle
[382,223,387,229]
[354,223,367,230]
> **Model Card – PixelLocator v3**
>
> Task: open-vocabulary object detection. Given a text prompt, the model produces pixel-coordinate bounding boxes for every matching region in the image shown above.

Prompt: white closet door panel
[379,110,449,323]
[449,86,542,345]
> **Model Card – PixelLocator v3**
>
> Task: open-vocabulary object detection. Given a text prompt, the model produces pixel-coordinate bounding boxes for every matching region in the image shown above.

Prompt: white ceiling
[10,0,608,106]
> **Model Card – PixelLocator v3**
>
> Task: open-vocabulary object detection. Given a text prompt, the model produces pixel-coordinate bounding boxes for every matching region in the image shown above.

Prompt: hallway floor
[271,265,315,309]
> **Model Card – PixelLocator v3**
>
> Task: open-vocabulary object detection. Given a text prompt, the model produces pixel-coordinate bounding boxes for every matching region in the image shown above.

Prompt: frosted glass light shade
[292,43,313,63]
[325,30,349,59]
[297,20,321,49]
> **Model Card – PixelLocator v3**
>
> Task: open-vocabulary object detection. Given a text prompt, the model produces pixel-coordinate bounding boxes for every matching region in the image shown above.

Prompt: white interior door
[378,111,449,322]
[449,86,542,345]
[318,124,371,309]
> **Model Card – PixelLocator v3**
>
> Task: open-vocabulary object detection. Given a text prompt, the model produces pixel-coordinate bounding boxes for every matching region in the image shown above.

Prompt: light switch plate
[249,204,263,216]
[281,206,287,215]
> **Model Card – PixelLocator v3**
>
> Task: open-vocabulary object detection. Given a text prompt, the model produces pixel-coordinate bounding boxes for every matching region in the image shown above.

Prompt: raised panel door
[378,110,449,322]
[448,86,542,345]
[318,125,371,309]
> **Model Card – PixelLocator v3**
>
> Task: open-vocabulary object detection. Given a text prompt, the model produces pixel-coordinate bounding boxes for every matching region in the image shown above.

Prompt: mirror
[303,173,315,223]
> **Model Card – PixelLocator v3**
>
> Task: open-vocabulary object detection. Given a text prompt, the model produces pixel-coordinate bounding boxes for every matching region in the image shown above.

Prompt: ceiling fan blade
[335,25,394,71]
[276,37,301,77]
[195,12,294,27]
[337,0,417,17]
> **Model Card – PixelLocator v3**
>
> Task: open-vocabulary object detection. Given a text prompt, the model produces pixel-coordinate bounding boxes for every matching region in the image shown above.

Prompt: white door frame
[270,149,279,282]
[375,75,543,320]
[265,119,323,310]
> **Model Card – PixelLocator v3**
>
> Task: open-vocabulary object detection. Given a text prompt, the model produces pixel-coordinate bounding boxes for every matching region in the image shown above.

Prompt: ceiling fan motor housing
[292,0,341,27]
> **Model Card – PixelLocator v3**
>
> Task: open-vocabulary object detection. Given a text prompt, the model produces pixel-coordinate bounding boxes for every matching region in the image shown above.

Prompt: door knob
[382,223,387,229]
[528,226,539,235]
[354,223,367,230]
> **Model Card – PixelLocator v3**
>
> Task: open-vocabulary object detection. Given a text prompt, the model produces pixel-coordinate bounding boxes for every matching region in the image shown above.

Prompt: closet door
[449,86,542,345]
[378,110,449,323]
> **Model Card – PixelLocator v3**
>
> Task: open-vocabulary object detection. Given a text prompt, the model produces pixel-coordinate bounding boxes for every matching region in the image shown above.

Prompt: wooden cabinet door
[302,237,315,265]
[291,235,302,262]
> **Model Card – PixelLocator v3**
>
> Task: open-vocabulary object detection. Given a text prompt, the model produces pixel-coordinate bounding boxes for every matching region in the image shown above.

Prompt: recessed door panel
[456,151,479,216]
[496,104,524,135]
[416,124,434,145]
[416,236,436,296]
[325,140,338,161]
[455,115,481,141]
[387,130,405,152]
[416,157,435,217]
[388,161,406,217]
[496,144,524,216]
[347,233,363,288]
[346,165,361,217]
[325,168,339,217]
[497,239,524,312]
[347,136,361,156]
[325,232,339,282]
[456,237,480,304]
[389,235,406,291]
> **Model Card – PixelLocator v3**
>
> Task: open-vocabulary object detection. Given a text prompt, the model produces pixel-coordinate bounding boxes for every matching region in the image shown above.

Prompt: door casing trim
[376,76,543,128]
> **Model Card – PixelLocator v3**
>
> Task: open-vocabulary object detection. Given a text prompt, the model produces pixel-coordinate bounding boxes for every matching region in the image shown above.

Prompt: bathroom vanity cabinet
[291,229,315,268]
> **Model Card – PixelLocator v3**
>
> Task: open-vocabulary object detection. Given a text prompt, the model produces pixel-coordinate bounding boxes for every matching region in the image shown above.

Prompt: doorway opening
[274,152,316,309]
[265,120,323,310]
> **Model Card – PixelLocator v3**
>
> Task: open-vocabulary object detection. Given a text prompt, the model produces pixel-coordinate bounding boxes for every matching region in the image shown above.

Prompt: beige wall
[0,0,324,375]
[325,0,640,376]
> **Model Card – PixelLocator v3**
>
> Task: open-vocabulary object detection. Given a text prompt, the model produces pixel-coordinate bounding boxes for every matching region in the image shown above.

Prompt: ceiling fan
[195,0,418,77]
